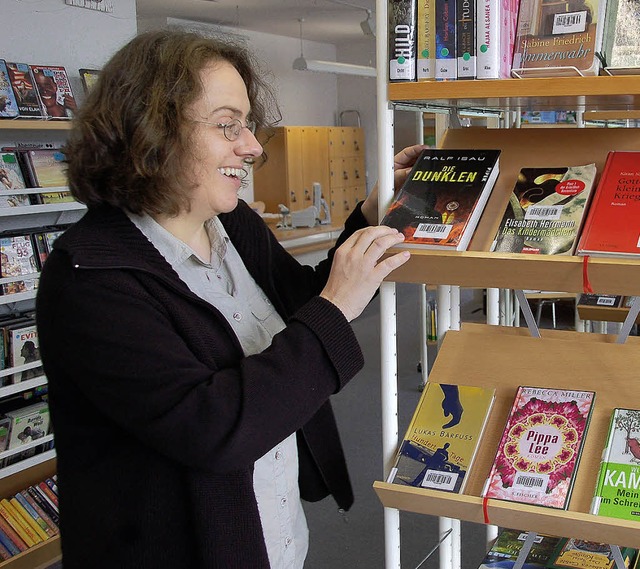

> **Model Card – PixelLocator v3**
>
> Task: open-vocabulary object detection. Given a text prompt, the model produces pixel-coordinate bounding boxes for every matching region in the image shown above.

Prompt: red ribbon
[482,495,491,524]
[582,255,594,293]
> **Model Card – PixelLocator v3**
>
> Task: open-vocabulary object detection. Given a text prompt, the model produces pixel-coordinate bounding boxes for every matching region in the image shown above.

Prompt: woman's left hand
[360,143,429,226]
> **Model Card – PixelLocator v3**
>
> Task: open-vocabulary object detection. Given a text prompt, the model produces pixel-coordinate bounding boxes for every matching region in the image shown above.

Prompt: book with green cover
[476,528,561,568]
[388,382,495,493]
[546,537,637,569]
[591,408,640,520]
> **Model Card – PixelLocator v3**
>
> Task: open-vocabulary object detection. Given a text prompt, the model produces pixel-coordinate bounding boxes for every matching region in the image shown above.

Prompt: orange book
[0,500,36,547]
[577,151,640,258]
[9,497,49,541]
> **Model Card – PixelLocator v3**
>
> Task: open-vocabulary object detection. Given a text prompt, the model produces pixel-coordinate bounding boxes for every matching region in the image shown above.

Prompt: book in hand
[0,152,30,208]
[482,386,595,509]
[547,537,637,569]
[0,59,19,119]
[491,164,597,255]
[5,62,43,118]
[381,148,501,250]
[576,151,640,258]
[29,65,76,119]
[591,408,640,520]
[475,528,562,568]
[577,293,622,307]
[388,382,495,493]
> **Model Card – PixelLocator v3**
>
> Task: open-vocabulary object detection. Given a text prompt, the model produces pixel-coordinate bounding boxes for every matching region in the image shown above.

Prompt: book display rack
[374,1,640,567]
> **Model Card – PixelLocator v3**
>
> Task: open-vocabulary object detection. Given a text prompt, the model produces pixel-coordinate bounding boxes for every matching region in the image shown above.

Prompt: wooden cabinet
[253,126,366,225]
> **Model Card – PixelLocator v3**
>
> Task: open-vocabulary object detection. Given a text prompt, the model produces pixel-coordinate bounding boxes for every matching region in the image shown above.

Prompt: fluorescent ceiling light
[293,56,376,77]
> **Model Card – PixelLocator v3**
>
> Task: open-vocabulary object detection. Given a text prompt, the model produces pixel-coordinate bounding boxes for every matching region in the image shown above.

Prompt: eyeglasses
[193,118,257,142]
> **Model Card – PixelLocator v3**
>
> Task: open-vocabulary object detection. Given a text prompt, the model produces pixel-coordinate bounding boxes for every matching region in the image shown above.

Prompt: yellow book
[9,497,49,541]
[0,499,36,547]
[0,498,41,545]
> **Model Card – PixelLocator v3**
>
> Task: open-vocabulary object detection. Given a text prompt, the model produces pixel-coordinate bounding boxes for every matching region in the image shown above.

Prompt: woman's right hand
[320,226,410,322]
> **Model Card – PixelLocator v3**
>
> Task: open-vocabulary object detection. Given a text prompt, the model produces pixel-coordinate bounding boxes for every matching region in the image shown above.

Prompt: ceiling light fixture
[324,0,376,37]
[292,18,376,77]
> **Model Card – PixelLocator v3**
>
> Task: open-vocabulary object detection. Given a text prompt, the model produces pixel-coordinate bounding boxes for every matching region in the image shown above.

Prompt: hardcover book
[417,0,437,79]
[29,65,76,119]
[476,528,562,568]
[511,0,609,76]
[4,402,50,450]
[388,382,495,493]
[547,537,636,569]
[0,152,30,208]
[435,0,457,79]
[577,151,640,258]
[456,0,475,78]
[5,62,42,118]
[0,59,19,119]
[381,148,501,250]
[482,385,595,509]
[591,408,640,520]
[476,0,519,78]
[491,164,598,255]
[577,293,622,307]
[389,0,418,81]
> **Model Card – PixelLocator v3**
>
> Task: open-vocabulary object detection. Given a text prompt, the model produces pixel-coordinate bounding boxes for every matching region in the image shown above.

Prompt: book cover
[0,152,30,208]
[477,528,561,568]
[0,59,19,119]
[0,235,38,278]
[435,0,457,79]
[389,382,495,492]
[491,164,598,255]
[29,65,76,119]
[4,401,49,450]
[78,68,100,94]
[417,0,437,79]
[0,513,27,552]
[547,537,636,569]
[8,321,42,383]
[591,408,640,520]
[577,293,622,307]
[380,148,501,250]
[482,386,595,509]
[476,0,520,79]
[0,417,10,451]
[43,229,65,254]
[24,149,73,204]
[8,497,48,542]
[456,0,475,78]
[511,0,609,76]
[5,62,42,118]
[607,0,640,68]
[36,482,58,511]
[389,0,418,81]
[577,151,640,258]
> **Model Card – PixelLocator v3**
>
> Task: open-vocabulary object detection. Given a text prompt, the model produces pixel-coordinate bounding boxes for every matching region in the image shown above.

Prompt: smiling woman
[35,28,419,569]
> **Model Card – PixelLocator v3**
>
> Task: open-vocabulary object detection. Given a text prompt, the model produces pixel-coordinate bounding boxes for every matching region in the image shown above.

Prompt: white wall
[3,1,137,104]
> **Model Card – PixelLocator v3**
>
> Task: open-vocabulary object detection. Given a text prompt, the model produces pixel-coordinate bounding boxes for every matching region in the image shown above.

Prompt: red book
[577,151,640,258]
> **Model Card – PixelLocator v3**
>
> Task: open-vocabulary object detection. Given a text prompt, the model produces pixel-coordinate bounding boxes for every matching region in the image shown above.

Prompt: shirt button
[275,451,282,460]
[233,312,242,321]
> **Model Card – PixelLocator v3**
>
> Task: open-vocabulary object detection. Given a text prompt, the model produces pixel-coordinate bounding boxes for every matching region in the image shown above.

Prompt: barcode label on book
[596,296,617,306]
[525,205,563,221]
[421,470,458,491]
[512,472,548,492]
[552,11,587,34]
[414,223,453,239]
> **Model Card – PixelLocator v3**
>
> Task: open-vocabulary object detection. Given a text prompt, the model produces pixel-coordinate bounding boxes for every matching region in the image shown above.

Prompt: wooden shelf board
[389,76,640,112]
[0,120,71,131]
[577,304,640,323]
[0,538,61,569]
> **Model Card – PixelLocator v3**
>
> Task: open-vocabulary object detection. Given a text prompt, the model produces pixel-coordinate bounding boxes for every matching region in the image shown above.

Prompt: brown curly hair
[64,29,279,215]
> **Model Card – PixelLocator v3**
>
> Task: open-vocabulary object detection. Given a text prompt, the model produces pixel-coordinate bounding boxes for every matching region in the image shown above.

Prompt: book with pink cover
[482,385,595,509]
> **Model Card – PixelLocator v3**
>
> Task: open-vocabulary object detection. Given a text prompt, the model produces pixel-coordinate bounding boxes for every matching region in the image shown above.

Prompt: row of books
[477,528,637,569]
[0,476,58,559]
[381,148,640,259]
[0,227,67,297]
[0,147,72,207]
[389,381,640,523]
[388,0,639,81]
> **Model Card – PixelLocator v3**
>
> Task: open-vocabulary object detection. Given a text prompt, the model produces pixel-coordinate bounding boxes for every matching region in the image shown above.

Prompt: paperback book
[29,65,76,119]
[491,164,597,255]
[547,537,637,569]
[476,528,562,568]
[476,0,519,78]
[577,293,622,307]
[389,0,418,81]
[435,0,457,79]
[0,152,30,208]
[381,148,501,250]
[576,151,640,258]
[388,382,495,492]
[5,62,42,118]
[0,60,19,119]
[417,0,436,79]
[591,408,640,520]
[482,385,595,509]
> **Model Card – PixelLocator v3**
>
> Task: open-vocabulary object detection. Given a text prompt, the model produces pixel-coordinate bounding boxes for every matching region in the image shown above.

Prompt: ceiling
[136,0,377,46]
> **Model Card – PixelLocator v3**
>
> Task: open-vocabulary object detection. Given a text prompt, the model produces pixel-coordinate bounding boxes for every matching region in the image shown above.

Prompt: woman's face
[186,61,263,219]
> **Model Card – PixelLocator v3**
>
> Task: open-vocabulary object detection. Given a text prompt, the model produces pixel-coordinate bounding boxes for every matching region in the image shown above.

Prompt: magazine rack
[374,323,640,547]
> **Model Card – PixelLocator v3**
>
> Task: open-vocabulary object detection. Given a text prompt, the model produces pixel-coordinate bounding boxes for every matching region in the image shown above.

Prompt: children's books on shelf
[388,382,495,493]
[381,148,500,250]
[491,164,597,255]
[482,386,595,509]
[576,151,640,258]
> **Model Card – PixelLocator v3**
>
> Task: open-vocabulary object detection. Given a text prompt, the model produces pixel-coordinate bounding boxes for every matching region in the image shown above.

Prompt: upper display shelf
[389,76,640,113]
[0,120,72,131]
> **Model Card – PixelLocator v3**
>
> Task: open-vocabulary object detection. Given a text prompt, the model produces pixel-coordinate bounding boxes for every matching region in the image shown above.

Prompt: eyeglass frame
[192,118,257,142]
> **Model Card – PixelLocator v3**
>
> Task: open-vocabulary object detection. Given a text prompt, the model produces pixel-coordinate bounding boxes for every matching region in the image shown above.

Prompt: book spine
[0,526,20,557]
[0,511,27,552]
[417,0,436,79]
[27,487,59,526]
[389,0,418,82]
[475,0,500,78]
[14,492,55,537]
[9,497,48,542]
[435,0,457,79]
[0,499,36,547]
[0,538,12,561]
[19,490,57,535]
[499,0,519,79]
[35,483,58,513]
[456,0,476,78]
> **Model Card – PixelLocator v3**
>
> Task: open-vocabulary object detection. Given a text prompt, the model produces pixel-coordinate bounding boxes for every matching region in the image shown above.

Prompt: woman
[37,29,422,569]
